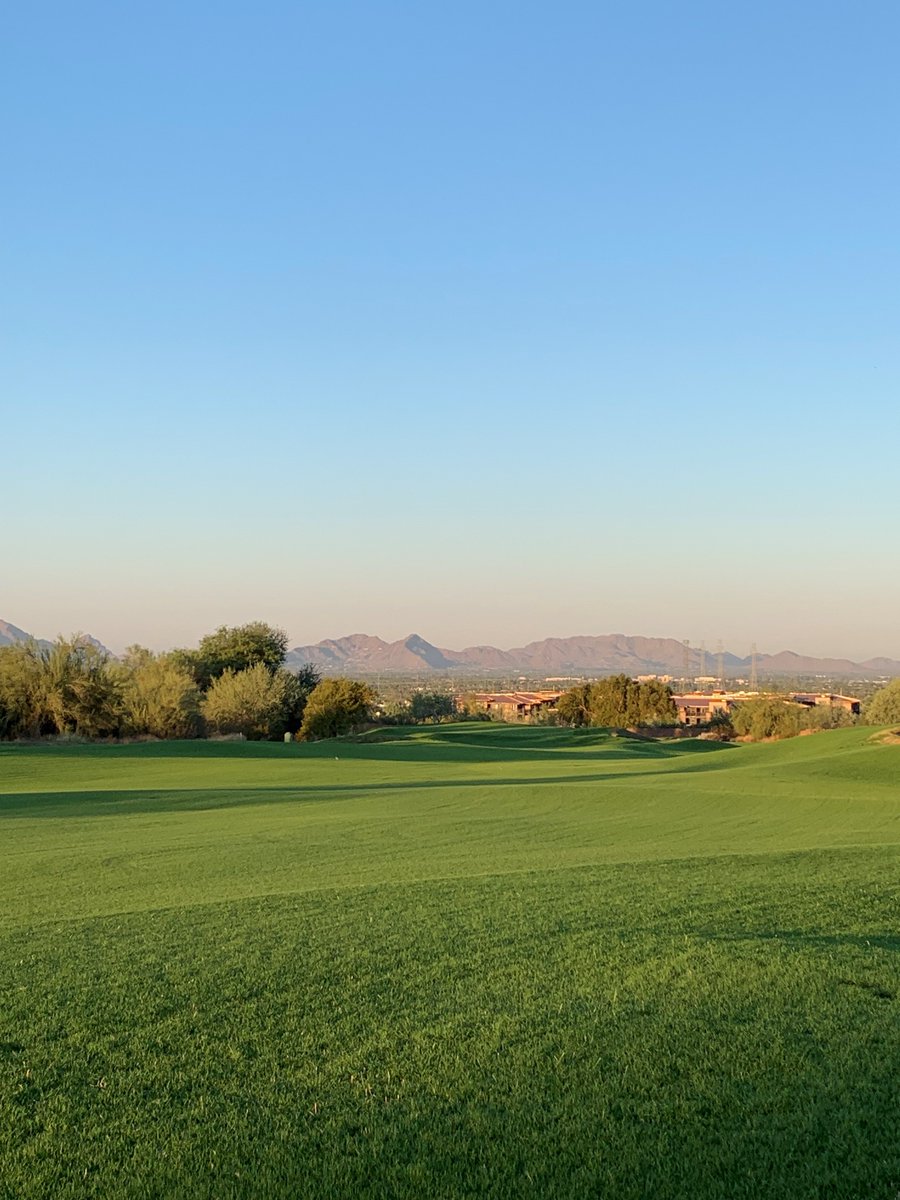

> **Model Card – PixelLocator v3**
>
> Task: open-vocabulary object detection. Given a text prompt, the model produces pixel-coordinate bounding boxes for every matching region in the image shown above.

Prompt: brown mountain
[286,633,900,678]
[755,650,869,676]
[0,619,38,648]
[860,656,900,674]
[286,633,458,673]
[491,635,738,674]
[0,619,111,656]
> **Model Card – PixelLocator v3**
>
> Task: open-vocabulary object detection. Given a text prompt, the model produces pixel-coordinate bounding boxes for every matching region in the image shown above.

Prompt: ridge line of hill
[3,619,898,680]
[284,631,900,679]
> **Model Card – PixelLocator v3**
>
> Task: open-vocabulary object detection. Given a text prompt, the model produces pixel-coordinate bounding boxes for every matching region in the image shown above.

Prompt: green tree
[409,691,455,723]
[557,683,592,727]
[121,651,203,739]
[705,708,736,740]
[298,678,376,740]
[558,676,676,729]
[731,698,804,740]
[639,679,679,725]
[278,664,322,736]
[0,641,48,738]
[865,679,900,726]
[202,663,290,740]
[802,703,855,731]
[122,644,155,671]
[40,636,122,737]
[586,675,639,726]
[178,622,289,690]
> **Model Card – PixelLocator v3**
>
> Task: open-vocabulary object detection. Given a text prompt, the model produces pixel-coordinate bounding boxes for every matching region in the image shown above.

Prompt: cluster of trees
[728,697,856,741]
[557,675,677,728]
[374,691,460,726]
[408,691,456,723]
[4,623,899,745]
[722,679,900,742]
[865,678,900,726]
[553,675,900,741]
[0,637,124,740]
[0,623,375,742]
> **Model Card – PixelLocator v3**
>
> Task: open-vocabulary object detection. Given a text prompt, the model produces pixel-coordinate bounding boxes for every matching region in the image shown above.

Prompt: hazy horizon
[3,2,898,663]
[3,609,898,665]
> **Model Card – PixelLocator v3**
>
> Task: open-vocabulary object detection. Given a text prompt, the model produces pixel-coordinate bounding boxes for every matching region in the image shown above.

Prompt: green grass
[1,725,898,1198]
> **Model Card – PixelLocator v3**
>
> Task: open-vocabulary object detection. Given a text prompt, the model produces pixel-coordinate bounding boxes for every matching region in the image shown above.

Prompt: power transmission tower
[749,642,758,691]
[682,639,691,686]
[716,640,725,688]
[699,640,707,680]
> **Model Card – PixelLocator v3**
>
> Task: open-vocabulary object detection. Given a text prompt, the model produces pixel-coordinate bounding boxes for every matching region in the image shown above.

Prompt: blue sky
[2,1,898,658]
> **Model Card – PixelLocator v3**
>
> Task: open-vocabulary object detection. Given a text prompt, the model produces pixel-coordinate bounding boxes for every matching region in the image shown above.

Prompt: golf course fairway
[1,724,898,1198]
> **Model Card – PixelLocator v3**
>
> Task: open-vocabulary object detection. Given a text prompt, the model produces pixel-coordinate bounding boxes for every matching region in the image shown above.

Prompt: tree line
[0,623,375,742]
[556,676,678,728]
[552,676,900,739]
[2,623,898,743]
[726,697,855,740]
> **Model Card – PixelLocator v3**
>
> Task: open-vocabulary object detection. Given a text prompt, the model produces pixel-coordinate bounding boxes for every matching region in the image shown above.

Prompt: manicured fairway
[1,726,898,1198]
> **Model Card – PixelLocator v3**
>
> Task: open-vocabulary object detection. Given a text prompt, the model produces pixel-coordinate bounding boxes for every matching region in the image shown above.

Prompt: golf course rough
[1,724,898,1199]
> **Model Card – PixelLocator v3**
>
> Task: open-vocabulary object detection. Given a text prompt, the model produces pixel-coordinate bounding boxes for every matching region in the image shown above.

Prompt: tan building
[463,690,561,721]
[672,690,861,726]
[672,692,742,726]
[792,693,861,715]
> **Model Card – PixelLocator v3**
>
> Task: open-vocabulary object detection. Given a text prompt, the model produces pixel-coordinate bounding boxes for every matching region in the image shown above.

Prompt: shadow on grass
[234,1054,900,1200]
[0,762,721,819]
[0,725,738,766]
[703,928,900,954]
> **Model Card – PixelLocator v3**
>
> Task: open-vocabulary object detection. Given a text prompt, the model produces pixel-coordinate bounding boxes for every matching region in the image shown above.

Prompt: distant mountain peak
[0,619,33,645]
[284,632,900,679]
[0,619,112,656]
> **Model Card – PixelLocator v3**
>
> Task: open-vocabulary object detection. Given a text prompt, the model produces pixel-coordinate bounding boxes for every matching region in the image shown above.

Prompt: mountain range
[0,620,109,656]
[284,632,900,679]
[2,619,897,679]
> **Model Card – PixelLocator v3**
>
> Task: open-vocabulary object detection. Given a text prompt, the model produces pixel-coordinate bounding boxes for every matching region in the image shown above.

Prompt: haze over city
[3,1,898,659]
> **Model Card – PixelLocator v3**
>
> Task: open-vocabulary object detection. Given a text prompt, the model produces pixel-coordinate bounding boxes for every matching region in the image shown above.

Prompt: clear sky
[2,1,898,659]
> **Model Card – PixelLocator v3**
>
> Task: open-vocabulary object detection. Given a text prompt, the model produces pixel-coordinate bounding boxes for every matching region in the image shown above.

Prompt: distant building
[671,690,861,726]
[462,691,561,721]
[672,692,742,726]
[791,693,861,715]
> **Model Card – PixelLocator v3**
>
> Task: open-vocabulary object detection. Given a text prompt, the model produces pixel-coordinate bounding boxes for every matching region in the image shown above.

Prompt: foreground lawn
[1,725,898,1198]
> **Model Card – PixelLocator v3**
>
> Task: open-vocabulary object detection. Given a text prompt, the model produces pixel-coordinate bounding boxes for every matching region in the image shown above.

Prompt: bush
[801,703,855,731]
[0,642,48,738]
[731,697,858,740]
[409,691,455,724]
[298,678,376,740]
[43,638,122,737]
[705,709,735,740]
[732,699,805,740]
[121,652,202,739]
[865,679,900,726]
[202,663,290,740]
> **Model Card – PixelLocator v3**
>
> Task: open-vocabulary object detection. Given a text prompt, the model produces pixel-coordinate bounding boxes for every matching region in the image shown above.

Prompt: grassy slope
[1,726,898,1198]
